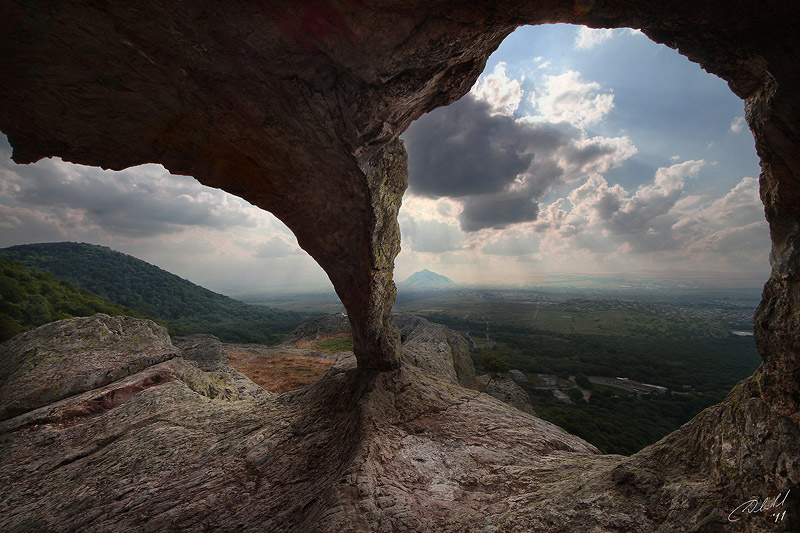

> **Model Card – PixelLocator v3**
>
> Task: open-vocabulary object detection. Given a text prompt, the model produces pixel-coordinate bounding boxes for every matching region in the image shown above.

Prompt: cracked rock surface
[2,315,797,531]
[0,316,597,532]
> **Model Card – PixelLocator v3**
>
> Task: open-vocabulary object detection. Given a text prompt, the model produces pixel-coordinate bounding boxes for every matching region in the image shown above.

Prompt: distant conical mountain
[399,269,455,290]
[0,242,305,343]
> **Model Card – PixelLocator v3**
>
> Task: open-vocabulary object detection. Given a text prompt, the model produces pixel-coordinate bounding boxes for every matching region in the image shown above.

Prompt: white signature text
[728,489,790,523]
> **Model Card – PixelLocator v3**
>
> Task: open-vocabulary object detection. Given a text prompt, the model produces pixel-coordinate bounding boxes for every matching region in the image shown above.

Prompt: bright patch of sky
[0,24,767,294]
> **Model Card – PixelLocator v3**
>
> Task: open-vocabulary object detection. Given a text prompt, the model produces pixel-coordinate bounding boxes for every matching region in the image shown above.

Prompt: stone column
[343,139,408,370]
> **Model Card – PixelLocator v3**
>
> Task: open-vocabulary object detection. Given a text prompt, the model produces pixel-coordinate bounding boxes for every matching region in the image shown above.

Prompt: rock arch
[0,0,797,433]
[2,2,800,529]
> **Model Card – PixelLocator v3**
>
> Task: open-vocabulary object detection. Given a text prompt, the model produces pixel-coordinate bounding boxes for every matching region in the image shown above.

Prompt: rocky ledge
[1,315,796,532]
[475,374,537,416]
[285,313,475,390]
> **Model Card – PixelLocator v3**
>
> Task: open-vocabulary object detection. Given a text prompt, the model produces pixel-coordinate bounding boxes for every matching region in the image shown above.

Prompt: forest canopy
[0,242,308,343]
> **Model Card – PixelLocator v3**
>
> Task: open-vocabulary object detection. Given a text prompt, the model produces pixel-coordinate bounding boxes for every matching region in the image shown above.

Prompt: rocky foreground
[0,314,796,532]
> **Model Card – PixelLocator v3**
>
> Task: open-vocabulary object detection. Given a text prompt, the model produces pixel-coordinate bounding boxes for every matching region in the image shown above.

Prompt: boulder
[476,374,537,416]
[508,369,532,386]
[172,333,230,371]
[0,314,178,421]
[394,313,476,389]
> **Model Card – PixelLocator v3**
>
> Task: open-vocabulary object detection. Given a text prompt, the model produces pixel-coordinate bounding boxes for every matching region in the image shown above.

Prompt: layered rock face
[1,1,799,530]
[0,314,179,421]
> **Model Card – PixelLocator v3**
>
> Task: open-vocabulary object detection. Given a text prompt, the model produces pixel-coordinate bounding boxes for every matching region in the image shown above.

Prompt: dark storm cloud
[459,192,539,232]
[402,94,631,232]
[452,157,565,232]
[403,95,574,198]
[1,135,257,239]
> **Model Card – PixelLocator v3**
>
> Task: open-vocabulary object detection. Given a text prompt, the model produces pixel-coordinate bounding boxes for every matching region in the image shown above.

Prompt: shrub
[481,353,509,375]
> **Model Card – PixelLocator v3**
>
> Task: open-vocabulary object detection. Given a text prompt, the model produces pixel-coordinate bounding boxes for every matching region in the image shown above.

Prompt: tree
[567,387,584,402]
[575,373,593,390]
[20,294,52,326]
[481,353,509,375]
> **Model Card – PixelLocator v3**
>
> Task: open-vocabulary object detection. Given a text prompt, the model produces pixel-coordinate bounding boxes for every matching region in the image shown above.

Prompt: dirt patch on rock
[225,349,335,394]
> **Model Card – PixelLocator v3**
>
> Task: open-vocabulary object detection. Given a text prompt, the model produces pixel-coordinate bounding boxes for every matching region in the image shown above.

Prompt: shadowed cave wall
[0,0,798,505]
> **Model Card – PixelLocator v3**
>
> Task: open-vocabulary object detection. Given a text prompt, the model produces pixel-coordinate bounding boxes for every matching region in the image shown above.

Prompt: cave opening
[395,23,767,454]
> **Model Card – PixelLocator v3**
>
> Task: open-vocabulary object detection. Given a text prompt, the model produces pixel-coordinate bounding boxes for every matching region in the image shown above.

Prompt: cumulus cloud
[517,161,770,271]
[396,164,767,281]
[730,116,747,133]
[562,160,705,252]
[530,71,614,128]
[687,220,768,254]
[574,27,644,50]
[0,138,257,240]
[402,93,635,232]
[533,197,569,232]
[574,27,616,50]
[705,176,763,223]
[672,176,764,242]
[557,134,637,176]
[470,62,523,116]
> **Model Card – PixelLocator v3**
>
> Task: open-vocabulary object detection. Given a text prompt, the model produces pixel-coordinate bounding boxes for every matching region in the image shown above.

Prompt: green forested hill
[0,242,307,343]
[0,257,144,341]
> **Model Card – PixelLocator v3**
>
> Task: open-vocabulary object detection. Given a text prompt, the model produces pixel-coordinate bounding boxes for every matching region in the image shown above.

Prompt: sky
[0,24,769,295]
